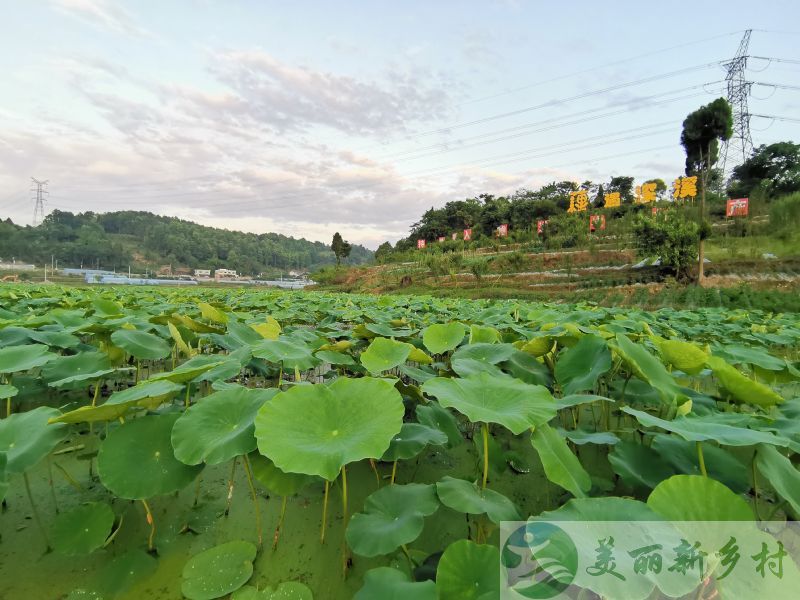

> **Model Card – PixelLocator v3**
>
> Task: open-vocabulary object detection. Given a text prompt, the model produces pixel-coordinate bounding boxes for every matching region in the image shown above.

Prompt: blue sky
[0,0,798,248]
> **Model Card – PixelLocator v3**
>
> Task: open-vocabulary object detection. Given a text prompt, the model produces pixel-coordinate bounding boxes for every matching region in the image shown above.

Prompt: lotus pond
[0,285,799,599]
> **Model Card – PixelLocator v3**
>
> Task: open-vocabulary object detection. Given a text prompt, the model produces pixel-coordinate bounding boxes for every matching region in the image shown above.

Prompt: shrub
[632,211,699,279]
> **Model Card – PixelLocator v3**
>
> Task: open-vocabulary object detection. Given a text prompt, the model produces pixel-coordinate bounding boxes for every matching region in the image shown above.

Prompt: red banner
[726,197,749,217]
[417,239,426,249]
[497,223,508,237]
[536,219,549,235]
[438,236,445,243]
[463,228,472,241]
[651,206,659,216]
[589,214,606,232]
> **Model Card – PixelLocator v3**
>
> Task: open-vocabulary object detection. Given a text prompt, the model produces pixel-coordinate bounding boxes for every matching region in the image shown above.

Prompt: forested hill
[0,210,372,275]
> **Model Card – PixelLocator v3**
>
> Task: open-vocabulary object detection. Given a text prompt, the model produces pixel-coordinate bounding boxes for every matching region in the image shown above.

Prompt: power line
[30,178,49,226]
[719,30,753,181]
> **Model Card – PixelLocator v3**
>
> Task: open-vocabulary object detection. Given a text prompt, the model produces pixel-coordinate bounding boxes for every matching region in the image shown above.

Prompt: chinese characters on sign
[604,192,621,208]
[726,197,749,217]
[672,176,698,200]
[567,190,589,213]
[635,182,657,203]
[416,239,426,249]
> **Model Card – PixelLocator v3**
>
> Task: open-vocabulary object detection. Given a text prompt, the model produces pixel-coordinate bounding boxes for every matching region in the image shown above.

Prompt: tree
[331,232,352,266]
[608,176,635,203]
[727,142,800,199]
[680,98,733,281]
[632,212,699,280]
[595,184,605,207]
[374,241,393,264]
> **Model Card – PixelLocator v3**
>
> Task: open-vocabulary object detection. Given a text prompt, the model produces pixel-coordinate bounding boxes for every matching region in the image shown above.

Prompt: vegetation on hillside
[0,210,372,275]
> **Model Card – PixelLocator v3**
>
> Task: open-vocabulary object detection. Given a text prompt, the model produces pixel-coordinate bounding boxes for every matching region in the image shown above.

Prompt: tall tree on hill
[727,141,800,199]
[331,232,352,266]
[680,98,733,282]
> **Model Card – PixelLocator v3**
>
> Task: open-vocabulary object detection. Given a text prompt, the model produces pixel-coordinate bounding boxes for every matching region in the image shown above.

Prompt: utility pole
[30,177,49,226]
[719,30,754,185]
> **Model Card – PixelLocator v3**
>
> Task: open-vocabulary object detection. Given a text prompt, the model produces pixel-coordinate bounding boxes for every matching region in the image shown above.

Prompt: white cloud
[52,0,150,37]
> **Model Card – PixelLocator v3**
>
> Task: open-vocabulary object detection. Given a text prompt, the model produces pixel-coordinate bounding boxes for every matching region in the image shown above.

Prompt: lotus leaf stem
[184,382,191,409]
[241,454,263,547]
[91,381,101,407]
[193,473,203,507]
[390,460,397,485]
[103,513,124,548]
[400,544,414,572]
[341,465,349,577]
[751,456,762,520]
[696,442,708,477]
[273,496,287,550]
[53,461,84,492]
[320,480,329,544]
[369,459,380,487]
[46,457,59,513]
[225,457,238,516]
[23,471,50,551]
[482,423,489,490]
[141,499,155,552]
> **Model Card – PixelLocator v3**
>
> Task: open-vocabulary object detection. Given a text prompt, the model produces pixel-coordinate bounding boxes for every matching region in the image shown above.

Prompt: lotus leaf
[538,497,662,521]
[435,476,520,523]
[249,454,316,496]
[706,355,783,407]
[608,440,675,489]
[381,423,447,461]
[422,372,556,434]
[181,540,256,600]
[314,350,355,366]
[532,423,591,498]
[555,334,611,395]
[0,344,55,373]
[0,406,67,473]
[255,377,403,480]
[98,413,202,499]
[346,483,439,556]
[52,502,115,555]
[422,322,465,355]
[110,329,171,360]
[359,337,411,374]
[172,387,276,465]
[232,583,312,600]
[436,539,499,600]
[651,435,749,493]
[657,339,708,375]
[251,338,320,371]
[415,401,463,447]
[755,444,800,516]
[354,567,436,600]
[647,474,753,520]
[614,334,687,405]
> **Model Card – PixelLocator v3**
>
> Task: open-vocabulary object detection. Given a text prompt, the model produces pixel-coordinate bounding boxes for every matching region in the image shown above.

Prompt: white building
[214,268,237,280]
[194,269,211,278]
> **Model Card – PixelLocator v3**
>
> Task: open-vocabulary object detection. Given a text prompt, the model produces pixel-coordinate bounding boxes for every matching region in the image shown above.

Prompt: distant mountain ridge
[0,210,372,275]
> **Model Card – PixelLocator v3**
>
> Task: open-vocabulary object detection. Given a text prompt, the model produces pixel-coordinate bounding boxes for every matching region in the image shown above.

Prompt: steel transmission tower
[31,177,49,226]
[719,29,754,183]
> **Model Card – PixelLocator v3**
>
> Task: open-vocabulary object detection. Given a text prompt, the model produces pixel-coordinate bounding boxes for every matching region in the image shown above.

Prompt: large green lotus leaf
[51,380,185,424]
[451,342,515,366]
[657,339,708,375]
[622,407,789,447]
[0,326,34,347]
[755,444,800,516]
[52,502,114,556]
[468,324,501,344]
[198,302,229,325]
[251,338,320,371]
[381,423,447,461]
[110,329,171,360]
[314,350,355,366]
[95,549,157,597]
[346,483,439,557]
[614,334,687,405]
[608,440,675,489]
[0,406,67,473]
[42,351,114,385]
[651,435,749,493]
[560,428,619,445]
[531,423,591,498]
[147,354,227,383]
[0,384,18,400]
[255,377,404,480]
[172,388,276,465]
[98,413,202,499]
[65,589,103,600]
[354,567,436,600]
[28,329,82,349]
[231,583,313,600]
[93,298,124,317]
[422,372,556,434]
[415,401,463,447]
[706,355,783,407]
[226,320,262,347]
[249,454,316,496]
[360,337,411,374]
[436,540,499,600]
[451,357,507,379]
[714,344,786,371]
[0,343,55,373]
[538,496,662,521]
[555,394,614,409]
[501,350,552,387]
[422,322,465,355]
[554,334,611,396]
[364,322,413,338]
[647,474,753,520]
[181,540,256,600]
[436,476,520,523]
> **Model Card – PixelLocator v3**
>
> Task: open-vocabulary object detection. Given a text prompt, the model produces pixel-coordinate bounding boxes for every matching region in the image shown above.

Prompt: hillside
[0,210,372,276]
